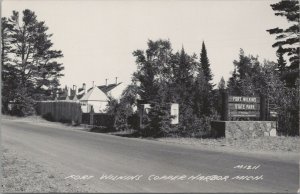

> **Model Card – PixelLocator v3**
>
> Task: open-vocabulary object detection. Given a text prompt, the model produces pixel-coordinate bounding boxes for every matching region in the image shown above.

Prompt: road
[1,119,299,192]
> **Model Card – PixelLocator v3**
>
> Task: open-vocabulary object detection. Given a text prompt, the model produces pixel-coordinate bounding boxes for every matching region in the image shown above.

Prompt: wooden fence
[36,101,82,124]
[37,101,115,128]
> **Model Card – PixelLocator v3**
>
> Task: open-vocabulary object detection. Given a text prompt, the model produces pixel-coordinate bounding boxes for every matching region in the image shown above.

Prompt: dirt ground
[156,136,300,155]
[1,147,96,193]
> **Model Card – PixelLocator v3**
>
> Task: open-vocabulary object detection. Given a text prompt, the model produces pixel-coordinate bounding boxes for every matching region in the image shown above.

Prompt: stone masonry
[211,121,277,139]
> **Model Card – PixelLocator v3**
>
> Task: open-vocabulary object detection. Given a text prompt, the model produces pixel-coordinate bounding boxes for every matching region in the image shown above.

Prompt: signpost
[228,96,260,118]
[221,92,266,120]
[212,91,276,139]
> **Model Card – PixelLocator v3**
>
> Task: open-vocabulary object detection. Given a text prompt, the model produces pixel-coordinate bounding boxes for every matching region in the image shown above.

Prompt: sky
[2,0,288,89]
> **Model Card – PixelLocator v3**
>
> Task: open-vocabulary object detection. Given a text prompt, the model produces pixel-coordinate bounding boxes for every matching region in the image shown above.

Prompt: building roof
[55,82,123,102]
[69,95,79,101]
[86,83,121,94]
[80,86,109,101]
[98,83,121,93]
[76,89,85,100]
[106,82,127,100]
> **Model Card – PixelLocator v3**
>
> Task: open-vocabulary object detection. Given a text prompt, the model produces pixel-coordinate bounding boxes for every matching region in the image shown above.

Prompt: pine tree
[173,47,194,103]
[2,9,65,115]
[276,45,287,76]
[233,49,252,80]
[214,76,226,116]
[267,0,299,87]
[195,41,214,116]
[227,68,240,95]
[200,41,213,83]
[193,68,206,117]
[218,77,226,90]
[1,17,15,113]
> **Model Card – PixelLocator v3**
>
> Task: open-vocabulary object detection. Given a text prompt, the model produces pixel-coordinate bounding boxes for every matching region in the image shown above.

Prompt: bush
[276,85,299,136]
[140,102,175,137]
[127,112,140,130]
[176,111,219,138]
[7,88,36,117]
[9,102,36,117]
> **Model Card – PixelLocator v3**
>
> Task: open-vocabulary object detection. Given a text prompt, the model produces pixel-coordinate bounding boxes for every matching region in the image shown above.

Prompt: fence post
[260,94,266,120]
[90,107,94,126]
[221,91,229,121]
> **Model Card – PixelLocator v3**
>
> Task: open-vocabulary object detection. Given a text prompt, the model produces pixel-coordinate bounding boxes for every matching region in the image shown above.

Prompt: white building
[56,81,130,113]
[80,86,109,113]
[105,82,128,102]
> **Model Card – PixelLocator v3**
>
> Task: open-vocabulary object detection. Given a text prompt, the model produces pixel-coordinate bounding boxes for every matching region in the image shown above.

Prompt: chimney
[83,83,86,93]
[115,77,118,84]
[68,87,72,96]
[92,81,95,88]
[105,79,108,86]
[74,85,77,95]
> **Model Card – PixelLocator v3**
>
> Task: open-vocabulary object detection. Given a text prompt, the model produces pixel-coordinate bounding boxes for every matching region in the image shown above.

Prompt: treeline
[112,39,298,137]
[110,0,299,137]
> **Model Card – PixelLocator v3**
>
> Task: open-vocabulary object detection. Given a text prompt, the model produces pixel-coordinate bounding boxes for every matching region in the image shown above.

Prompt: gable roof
[97,83,122,94]
[80,86,109,101]
[86,83,122,94]
[76,89,85,100]
[69,95,79,101]
[106,82,127,100]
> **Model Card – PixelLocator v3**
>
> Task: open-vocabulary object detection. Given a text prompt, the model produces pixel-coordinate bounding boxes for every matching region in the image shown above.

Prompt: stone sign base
[211,121,277,139]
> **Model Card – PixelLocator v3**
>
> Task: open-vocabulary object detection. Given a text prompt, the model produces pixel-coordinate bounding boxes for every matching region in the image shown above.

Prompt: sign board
[170,103,179,124]
[139,104,151,129]
[270,111,278,118]
[228,96,260,118]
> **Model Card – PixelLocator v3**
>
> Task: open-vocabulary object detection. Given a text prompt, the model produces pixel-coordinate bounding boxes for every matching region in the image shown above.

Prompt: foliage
[130,39,215,137]
[214,77,226,115]
[218,77,226,90]
[106,96,130,131]
[141,101,173,137]
[200,42,213,83]
[227,50,299,136]
[8,86,36,116]
[227,68,239,95]
[227,49,262,95]
[1,9,64,115]
[267,0,299,87]
[276,45,287,75]
[276,85,299,136]
[105,83,141,131]
[132,39,172,102]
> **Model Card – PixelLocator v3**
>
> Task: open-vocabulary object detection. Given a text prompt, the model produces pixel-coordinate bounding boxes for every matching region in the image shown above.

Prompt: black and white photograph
[1,0,299,193]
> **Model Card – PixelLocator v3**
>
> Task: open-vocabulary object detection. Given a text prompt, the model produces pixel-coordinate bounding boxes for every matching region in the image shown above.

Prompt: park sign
[228,96,260,118]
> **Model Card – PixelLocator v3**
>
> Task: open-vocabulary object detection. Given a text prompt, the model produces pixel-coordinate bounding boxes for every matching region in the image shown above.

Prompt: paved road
[1,119,299,192]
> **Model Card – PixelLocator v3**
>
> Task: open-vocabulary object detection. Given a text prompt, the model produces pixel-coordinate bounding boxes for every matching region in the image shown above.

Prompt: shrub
[127,112,140,130]
[140,102,175,137]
